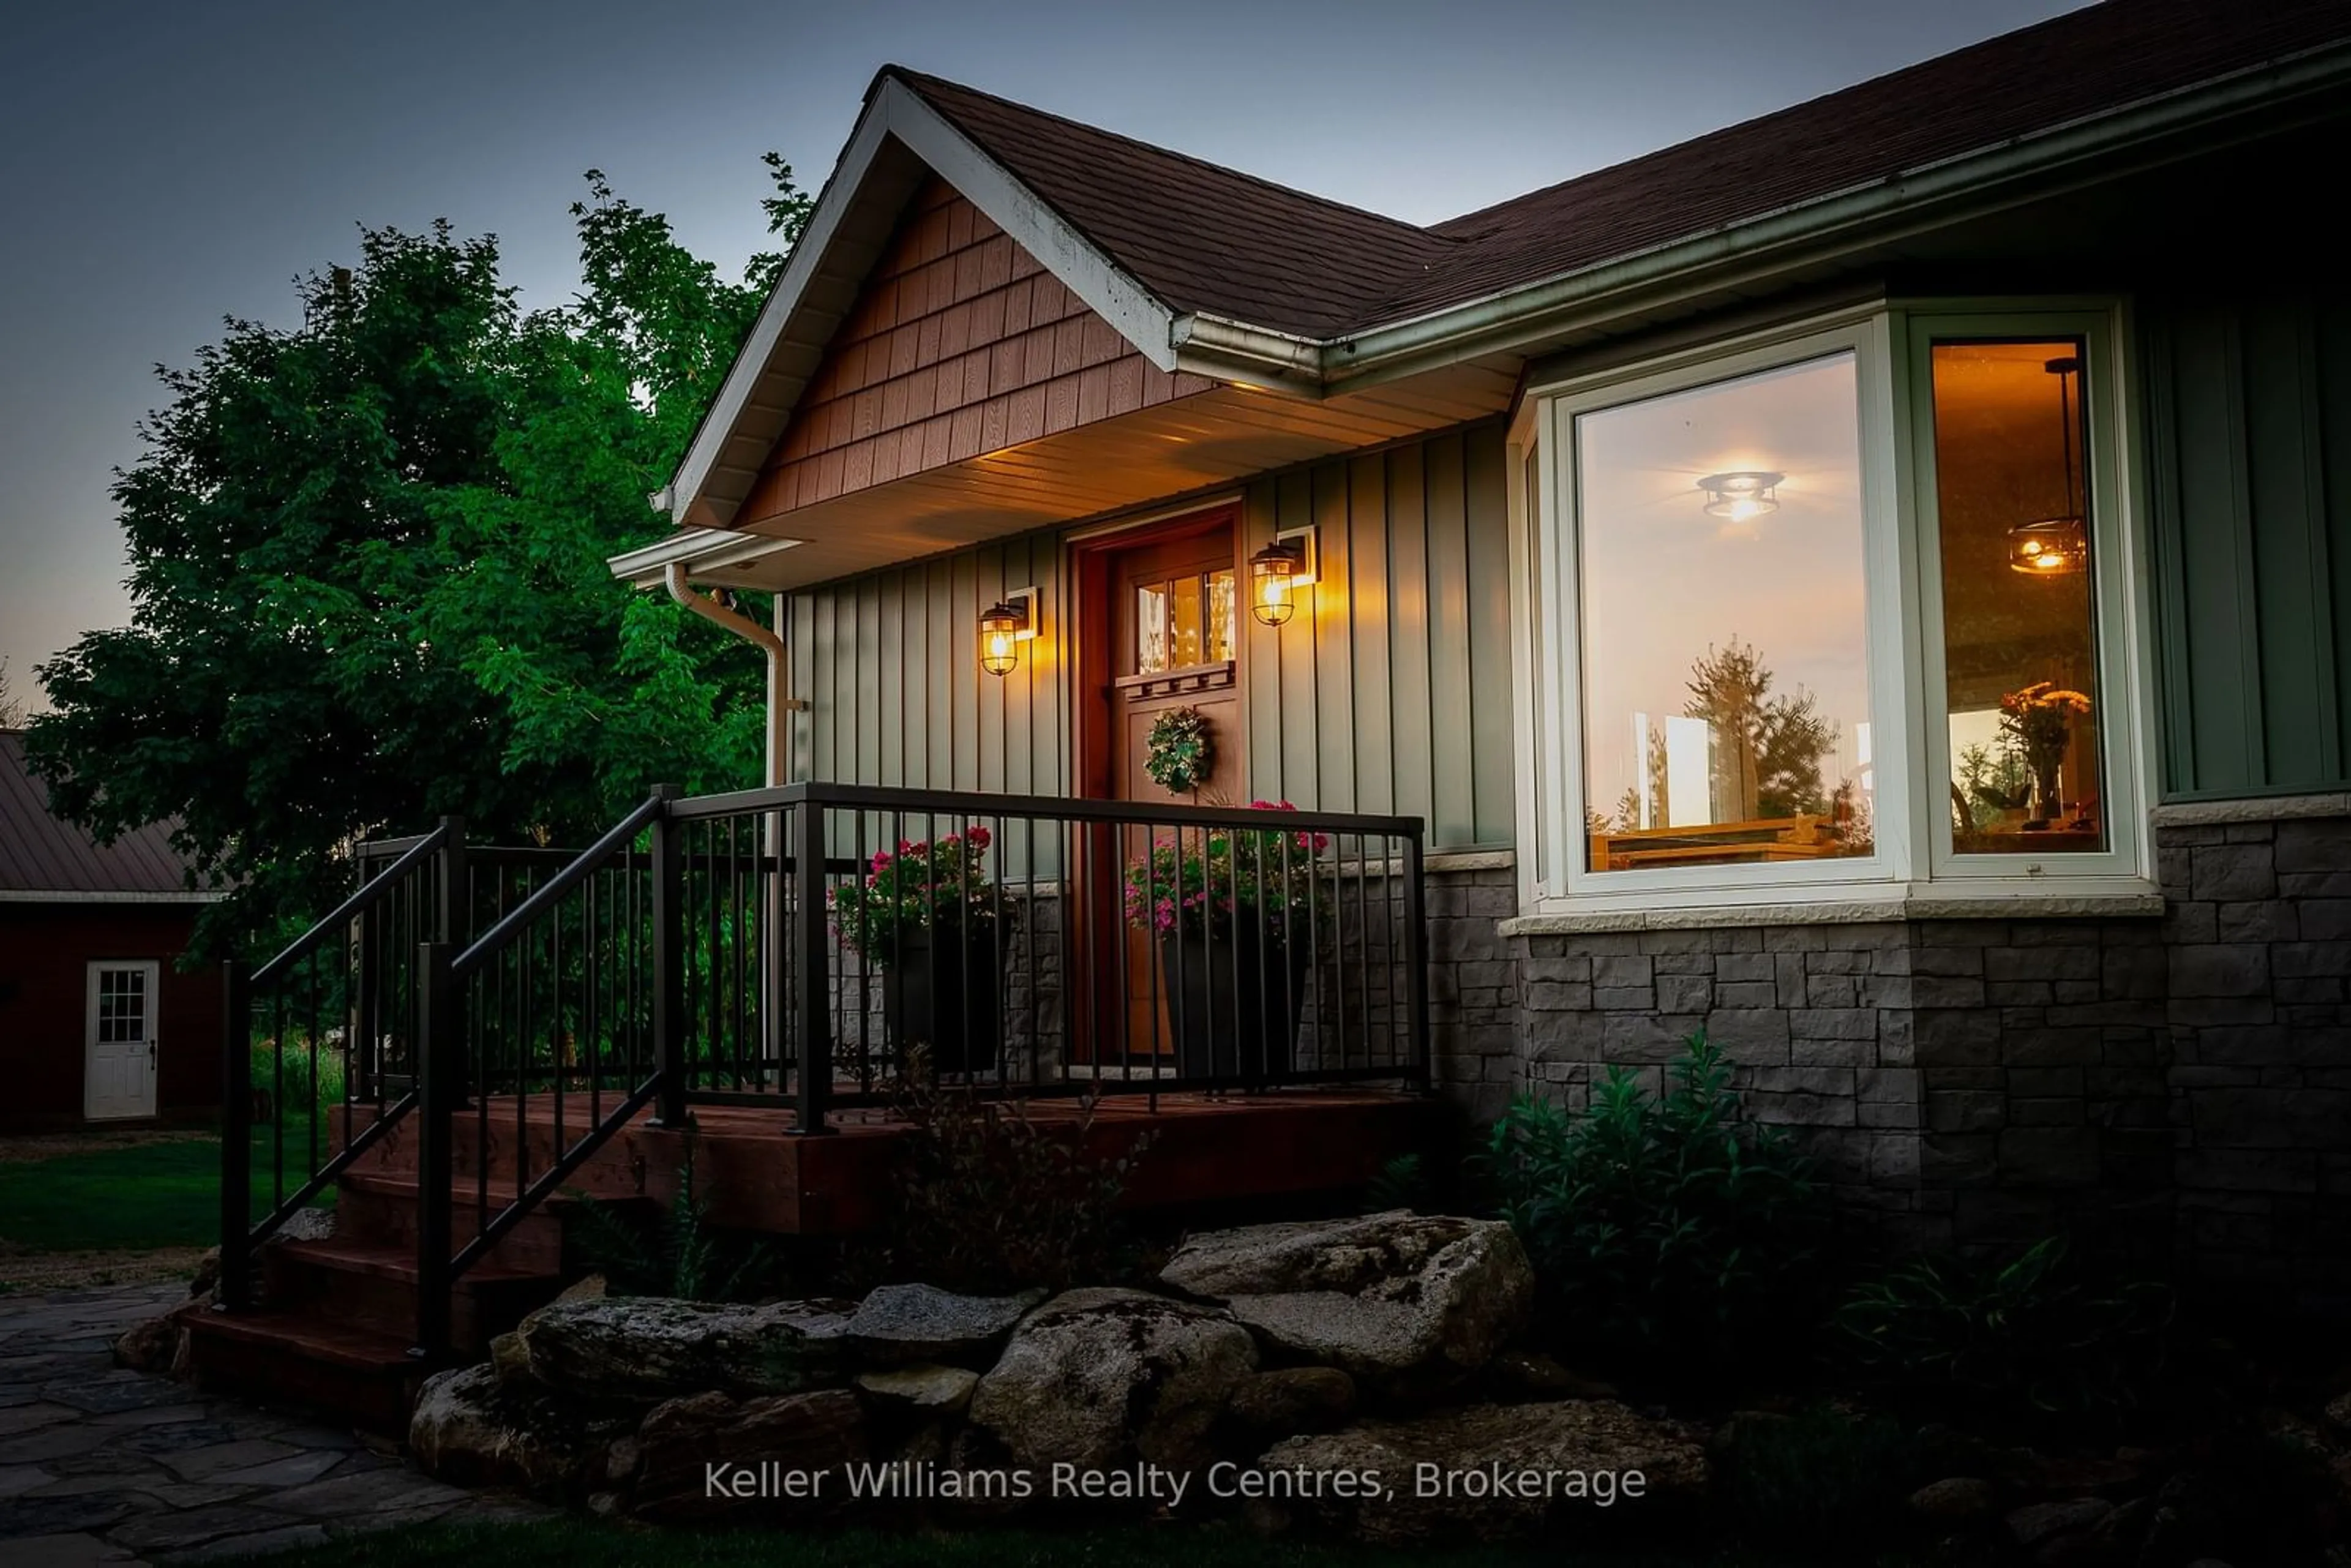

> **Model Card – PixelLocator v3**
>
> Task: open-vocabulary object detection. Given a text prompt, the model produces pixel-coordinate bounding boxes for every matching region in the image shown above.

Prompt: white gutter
[610,527,801,590]
[1182,42,2351,393]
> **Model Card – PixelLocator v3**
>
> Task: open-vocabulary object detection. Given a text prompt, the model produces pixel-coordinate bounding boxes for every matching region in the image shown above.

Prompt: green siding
[788,422,1517,850]
[2145,292,2351,799]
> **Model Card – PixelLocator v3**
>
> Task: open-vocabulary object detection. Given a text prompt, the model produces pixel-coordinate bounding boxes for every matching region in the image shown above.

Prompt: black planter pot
[1156,920,1311,1081]
[883,922,1003,1076]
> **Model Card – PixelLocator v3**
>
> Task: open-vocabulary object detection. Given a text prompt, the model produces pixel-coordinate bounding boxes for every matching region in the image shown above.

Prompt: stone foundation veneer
[1420,807,2351,1311]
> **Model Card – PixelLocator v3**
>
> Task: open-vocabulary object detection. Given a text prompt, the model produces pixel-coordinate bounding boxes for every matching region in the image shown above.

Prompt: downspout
[665,561,791,789]
[666,561,795,1082]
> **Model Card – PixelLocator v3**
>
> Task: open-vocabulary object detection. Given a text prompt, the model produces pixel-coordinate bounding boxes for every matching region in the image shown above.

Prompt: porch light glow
[1249,535,1309,628]
[978,593,1034,677]
[1697,470,1783,522]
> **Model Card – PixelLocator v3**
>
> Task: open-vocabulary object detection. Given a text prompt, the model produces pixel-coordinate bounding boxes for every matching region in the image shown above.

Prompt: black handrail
[672,779,1427,837]
[251,825,448,989]
[449,792,667,981]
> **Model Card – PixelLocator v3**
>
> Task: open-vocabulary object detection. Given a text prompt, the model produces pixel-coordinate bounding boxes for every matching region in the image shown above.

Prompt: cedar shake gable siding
[738,179,1216,523]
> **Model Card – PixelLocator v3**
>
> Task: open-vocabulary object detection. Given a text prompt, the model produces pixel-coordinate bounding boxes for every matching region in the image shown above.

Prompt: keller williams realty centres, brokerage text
[703,1458,1659,1509]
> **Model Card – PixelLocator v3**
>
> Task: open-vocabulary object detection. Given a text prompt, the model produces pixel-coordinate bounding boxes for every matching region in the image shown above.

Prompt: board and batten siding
[2142,290,2351,801]
[785,423,1515,850]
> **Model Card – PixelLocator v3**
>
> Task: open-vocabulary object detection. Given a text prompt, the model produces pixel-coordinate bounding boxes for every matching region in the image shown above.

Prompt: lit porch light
[979,588,1037,677]
[1697,470,1785,522]
[1248,527,1316,628]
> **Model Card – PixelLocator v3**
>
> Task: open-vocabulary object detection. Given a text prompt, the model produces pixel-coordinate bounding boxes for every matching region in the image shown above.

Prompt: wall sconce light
[1249,526,1317,628]
[1697,470,1783,522]
[978,587,1038,677]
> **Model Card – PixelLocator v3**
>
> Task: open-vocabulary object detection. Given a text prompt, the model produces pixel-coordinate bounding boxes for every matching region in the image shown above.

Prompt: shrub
[250,1038,347,1122]
[1481,1032,1825,1366]
[1831,1235,2173,1419]
[1731,1407,1918,1550]
[889,1057,1150,1294]
[566,1130,778,1302]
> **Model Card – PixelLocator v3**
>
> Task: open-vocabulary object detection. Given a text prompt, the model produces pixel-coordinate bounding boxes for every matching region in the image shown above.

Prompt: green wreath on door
[1143,706,1213,795]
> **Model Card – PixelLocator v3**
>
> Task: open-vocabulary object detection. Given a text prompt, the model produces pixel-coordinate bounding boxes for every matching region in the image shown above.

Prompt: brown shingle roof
[887,0,2351,340]
[0,732,204,898]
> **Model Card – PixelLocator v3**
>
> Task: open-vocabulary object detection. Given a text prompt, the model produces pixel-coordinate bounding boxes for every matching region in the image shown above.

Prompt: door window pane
[1929,341,2104,853]
[1169,574,1204,667]
[1206,569,1235,662]
[1135,585,1168,674]
[1576,352,1873,872]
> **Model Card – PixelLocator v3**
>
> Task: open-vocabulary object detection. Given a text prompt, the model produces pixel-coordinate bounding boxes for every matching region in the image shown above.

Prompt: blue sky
[0,0,2087,708]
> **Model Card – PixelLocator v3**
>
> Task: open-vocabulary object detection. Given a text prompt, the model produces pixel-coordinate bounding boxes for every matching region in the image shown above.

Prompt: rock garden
[122,1037,2351,1564]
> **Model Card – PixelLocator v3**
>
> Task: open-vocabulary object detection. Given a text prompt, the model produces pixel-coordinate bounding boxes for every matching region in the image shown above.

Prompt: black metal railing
[223,782,1428,1356]
[218,820,458,1310]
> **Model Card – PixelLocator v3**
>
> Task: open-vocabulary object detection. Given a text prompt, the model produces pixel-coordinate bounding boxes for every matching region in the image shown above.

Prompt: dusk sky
[0,0,2087,711]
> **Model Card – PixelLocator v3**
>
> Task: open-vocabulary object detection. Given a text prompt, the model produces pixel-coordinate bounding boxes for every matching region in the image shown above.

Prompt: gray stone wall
[1415,810,2351,1310]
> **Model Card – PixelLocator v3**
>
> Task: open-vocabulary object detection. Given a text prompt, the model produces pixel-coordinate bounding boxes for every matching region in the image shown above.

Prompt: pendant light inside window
[2008,356,2089,577]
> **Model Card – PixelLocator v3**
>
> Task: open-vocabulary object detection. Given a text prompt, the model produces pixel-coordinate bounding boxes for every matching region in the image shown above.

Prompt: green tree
[28,160,812,954]
[0,659,24,727]
[1684,637,1837,821]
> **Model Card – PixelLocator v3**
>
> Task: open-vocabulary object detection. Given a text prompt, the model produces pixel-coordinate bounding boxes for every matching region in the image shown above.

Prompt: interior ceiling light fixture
[1697,470,1783,523]
[2009,354,2089,577]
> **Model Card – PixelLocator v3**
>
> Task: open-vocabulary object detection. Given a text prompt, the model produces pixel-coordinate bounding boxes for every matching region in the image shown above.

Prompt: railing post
[1402,827,1433,1093]
[217,959,252,1312]
[351,872,379,1103]
[411,940,456,1360]
[791,793,834,1135]
[648,785,689,1128]
[434,817,468,945]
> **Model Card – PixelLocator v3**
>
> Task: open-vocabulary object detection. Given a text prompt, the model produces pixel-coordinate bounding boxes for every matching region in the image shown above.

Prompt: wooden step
[333,1171,575,1274]
[263,1237,564,1354]
[184,1308,423,1433]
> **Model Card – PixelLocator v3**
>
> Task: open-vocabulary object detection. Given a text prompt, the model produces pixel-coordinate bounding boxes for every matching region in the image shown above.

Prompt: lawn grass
[216,1517,1814,1567]
[0,1114,328,1255]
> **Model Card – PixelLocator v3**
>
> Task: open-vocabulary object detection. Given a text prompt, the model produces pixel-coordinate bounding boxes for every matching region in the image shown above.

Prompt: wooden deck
[332,1087,1434,1237]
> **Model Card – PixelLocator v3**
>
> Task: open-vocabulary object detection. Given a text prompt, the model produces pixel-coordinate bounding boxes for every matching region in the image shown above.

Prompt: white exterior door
[84,961,160,1120]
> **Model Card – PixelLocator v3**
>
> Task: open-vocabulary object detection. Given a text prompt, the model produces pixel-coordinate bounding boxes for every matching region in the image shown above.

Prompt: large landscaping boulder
[517,1296,855,1403]
[1259,1400,1709,1544]
[410,1363,635,1498]
[848,1283,1041,1366]
[966,1287,1258,1478]
[626,1387,867,1523]
[1158,1211,1532,1395]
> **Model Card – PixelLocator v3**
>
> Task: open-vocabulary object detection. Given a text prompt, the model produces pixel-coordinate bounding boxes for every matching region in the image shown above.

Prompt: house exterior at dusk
[190,0,2351,1424]
[609,1,2351,1299]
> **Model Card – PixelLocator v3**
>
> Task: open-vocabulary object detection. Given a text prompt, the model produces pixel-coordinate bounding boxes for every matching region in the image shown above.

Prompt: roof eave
[662,72,1185,533]
[1316,39,2351,393]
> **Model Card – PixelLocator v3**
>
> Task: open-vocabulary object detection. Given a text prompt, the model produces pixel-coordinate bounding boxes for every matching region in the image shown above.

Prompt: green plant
[1364,1153,1434,1214]
[565,1130,777,1302]
[1831,1235,2173,1417]
[1481,1033,1826,1366]
[250,1039,347,1122]
[1956,741,2033,822]
[1730,1408,1918,1550]
[1123,801,1329,940]
[827,825,1000,965]
[1142,705,1213,794]
[888,1055,1150,1294]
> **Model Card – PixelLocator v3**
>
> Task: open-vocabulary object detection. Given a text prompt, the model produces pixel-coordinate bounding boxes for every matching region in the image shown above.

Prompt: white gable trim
[663,75,1181,531]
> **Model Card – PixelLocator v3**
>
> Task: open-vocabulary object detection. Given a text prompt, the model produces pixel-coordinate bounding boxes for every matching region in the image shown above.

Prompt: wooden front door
[1076,511,1247,1063]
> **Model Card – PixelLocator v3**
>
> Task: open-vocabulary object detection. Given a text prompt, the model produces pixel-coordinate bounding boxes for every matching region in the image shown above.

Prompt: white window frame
[1901,304,2153,888]
[1508,301,2153,920]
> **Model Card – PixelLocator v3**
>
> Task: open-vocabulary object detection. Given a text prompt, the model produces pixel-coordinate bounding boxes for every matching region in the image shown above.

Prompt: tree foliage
[1684,637,1838,821]
[0,660,23,728]
[28,160,814,955]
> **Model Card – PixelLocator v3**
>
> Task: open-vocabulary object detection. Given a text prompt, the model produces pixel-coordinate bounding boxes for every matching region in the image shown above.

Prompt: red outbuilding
[0,730,222,1128]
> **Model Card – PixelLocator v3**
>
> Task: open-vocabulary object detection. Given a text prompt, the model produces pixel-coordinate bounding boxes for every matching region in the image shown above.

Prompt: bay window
[1510,304,2147,918]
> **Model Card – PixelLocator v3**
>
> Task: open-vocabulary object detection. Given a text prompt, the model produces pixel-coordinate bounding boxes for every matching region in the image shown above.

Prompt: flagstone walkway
[0,1281,548,1566]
